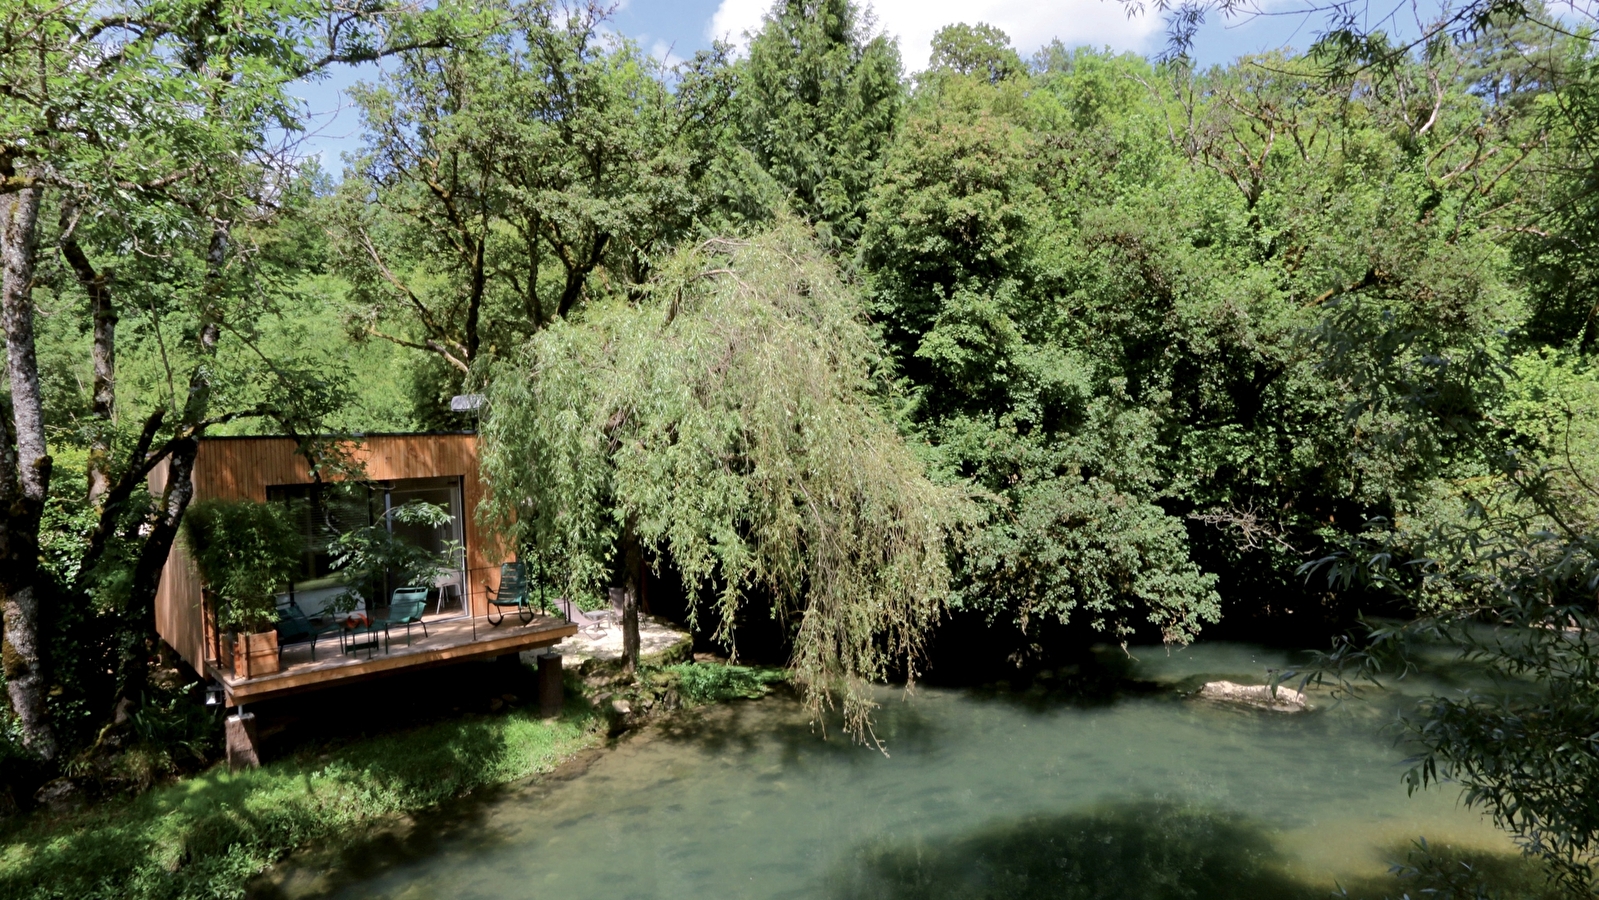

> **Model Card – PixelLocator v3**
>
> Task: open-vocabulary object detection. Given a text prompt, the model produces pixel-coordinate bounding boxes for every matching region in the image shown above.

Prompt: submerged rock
[1197,680,1309,712]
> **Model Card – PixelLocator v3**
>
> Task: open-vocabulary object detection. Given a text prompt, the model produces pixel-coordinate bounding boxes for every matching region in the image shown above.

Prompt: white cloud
[651,38,686,67]
[707,0,1163,71]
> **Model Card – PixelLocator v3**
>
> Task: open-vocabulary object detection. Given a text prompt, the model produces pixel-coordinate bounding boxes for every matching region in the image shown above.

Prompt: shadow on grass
[829,800,1565,900]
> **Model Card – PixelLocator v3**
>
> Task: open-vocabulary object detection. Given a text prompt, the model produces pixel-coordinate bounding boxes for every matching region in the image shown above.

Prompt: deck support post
[537,653,563,719]
[226,711,261,771]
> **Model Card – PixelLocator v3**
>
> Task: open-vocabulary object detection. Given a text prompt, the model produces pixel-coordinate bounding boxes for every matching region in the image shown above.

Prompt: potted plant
[183,498,303,679]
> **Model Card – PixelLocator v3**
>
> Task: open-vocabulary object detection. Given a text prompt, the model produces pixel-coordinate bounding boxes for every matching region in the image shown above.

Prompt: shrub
[182,499,302,632]
[666,663,789,704]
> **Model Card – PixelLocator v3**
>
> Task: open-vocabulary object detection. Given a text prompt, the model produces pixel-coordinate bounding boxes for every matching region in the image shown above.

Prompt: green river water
[274,642,1530,900]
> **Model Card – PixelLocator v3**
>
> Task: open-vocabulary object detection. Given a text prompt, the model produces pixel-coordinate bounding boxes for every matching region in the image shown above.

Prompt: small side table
[339,615,384,658]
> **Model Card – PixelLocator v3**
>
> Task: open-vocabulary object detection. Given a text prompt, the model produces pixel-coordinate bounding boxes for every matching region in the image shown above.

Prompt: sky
[293,0,1354,167]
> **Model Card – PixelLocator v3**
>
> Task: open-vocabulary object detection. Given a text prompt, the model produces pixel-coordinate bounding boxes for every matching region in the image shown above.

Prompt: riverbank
[0,702,602,900]
[0,659,786,900]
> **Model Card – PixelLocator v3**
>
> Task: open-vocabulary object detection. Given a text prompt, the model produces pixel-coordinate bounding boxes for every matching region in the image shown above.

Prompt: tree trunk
[118,225,224,701]
[1,179,58,760]
[120,435,199,693]
[76,410,163,587]
[61,217,115,508]
[555,232,609,318]
[465,237,484,361]
[621,516,642,674]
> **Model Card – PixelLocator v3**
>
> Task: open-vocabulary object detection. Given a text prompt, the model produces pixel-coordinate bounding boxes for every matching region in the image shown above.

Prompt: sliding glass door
[384,477,467,616]
[268,476,468,620]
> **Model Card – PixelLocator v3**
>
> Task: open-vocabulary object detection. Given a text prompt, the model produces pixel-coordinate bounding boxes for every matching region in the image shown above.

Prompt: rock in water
[1198,680,1309,712]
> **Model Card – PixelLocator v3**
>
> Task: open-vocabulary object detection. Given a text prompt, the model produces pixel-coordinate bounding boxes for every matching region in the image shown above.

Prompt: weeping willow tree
[477,225,969,740]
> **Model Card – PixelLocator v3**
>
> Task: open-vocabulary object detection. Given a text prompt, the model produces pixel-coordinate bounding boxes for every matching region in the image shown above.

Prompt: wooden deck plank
[211,615,578,705]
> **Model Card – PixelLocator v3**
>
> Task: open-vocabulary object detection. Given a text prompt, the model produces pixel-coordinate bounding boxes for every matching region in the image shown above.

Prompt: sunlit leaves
[478,225,970,740]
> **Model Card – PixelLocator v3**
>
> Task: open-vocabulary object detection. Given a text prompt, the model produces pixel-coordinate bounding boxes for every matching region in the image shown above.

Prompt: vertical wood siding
[152,434,508,671]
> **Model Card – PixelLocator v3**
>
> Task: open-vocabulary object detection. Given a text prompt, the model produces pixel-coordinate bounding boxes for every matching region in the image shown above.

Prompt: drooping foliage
[477,225,969,737]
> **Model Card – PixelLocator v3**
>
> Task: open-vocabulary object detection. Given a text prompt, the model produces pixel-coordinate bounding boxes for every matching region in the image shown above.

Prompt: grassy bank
[0,705,603,900]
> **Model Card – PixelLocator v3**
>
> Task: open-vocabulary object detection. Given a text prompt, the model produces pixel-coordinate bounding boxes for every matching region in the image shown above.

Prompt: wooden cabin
[151,433,574,742]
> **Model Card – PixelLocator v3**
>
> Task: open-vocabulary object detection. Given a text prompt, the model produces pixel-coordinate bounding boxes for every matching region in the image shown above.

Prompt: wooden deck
[209,614,578,706]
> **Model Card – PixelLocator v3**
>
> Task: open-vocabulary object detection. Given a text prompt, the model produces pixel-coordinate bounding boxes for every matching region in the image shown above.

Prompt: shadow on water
[830,800,1309,900]
[1339,840,1570,900]
[828,800,1562,900]
[960,649,1160,709]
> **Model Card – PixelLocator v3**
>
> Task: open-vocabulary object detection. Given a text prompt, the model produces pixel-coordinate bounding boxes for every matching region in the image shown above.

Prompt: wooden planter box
[233,631,280,680]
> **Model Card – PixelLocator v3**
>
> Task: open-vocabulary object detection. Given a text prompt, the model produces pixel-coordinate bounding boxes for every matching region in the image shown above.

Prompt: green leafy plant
[181,499,303,633]
[1301,494,1599,896]
[665,663,789,704]
[327,500,456,611]
[479,225,971,741]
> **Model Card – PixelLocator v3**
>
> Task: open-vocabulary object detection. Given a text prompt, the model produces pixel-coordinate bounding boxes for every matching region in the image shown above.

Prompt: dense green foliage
[327,0,737,395]
[740,0,903,249]
[861,34,1550,648]
[5,0,1599,888]
[181,501,303,632]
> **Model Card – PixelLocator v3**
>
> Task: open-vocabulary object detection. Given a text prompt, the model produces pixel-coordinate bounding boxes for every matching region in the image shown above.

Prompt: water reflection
[833,802,1561,900]
[834,801,1313,900]
[264,643,1533,900]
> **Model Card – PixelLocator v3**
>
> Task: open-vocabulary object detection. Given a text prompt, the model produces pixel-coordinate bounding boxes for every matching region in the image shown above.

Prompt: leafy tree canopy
[477,224,969,738]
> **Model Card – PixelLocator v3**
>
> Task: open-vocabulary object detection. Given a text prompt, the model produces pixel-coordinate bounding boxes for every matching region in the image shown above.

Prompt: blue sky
[293,0,1364,167]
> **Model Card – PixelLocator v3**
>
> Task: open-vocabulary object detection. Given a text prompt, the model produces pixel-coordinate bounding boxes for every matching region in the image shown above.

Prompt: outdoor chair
[559,597,608,637]
[485,561,540,625]
[275,598,344,661]
[381,586,431,648]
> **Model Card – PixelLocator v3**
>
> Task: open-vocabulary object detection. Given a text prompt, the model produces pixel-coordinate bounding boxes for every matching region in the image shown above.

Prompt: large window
[267,477,467,616]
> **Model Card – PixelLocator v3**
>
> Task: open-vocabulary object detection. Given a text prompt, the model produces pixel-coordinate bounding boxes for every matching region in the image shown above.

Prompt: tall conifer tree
[741,0,903,249]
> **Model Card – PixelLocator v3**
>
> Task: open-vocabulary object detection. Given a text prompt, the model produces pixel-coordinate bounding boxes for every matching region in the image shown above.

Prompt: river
[270,641,1535,900]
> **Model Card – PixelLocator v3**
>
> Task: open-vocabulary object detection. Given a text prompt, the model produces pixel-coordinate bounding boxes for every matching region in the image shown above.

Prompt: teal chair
[381,586,431,648]
[485,562,541,625]
[274,598,345,661]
